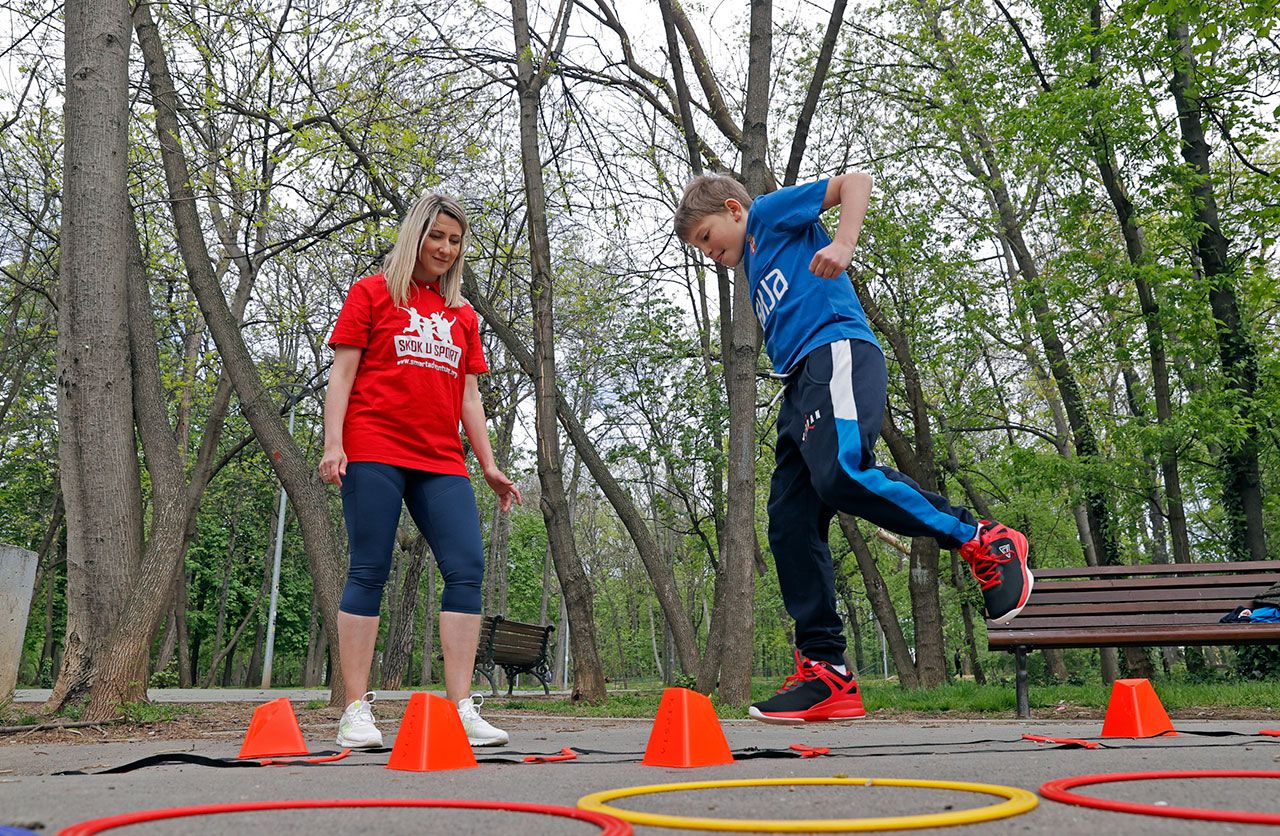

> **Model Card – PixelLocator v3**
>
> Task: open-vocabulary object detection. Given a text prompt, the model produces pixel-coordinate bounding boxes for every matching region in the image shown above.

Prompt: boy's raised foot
[748,652,866,724]
[959,520,1033,624]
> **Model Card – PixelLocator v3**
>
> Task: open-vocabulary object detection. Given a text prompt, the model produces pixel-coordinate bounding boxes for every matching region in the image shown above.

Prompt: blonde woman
[320,193,521,748]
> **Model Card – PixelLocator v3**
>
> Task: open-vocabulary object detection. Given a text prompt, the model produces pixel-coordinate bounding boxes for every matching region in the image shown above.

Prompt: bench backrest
[987,560,1280,649]
[481,615,553,666]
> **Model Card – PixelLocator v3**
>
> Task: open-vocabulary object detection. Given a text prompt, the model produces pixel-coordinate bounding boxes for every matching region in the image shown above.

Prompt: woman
[320,193,521,748]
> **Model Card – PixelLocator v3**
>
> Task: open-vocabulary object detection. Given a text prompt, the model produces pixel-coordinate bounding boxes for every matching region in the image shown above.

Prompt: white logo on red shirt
[395,306,462,375]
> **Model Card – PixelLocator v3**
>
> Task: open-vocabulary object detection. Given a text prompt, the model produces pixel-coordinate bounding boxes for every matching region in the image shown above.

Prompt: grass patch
[1149,680,1280,710]
[60,700,86,721]
[501,691,664,717]
[304,699,327,711]
[860,680,1019,713]
[118,701,194,724]
[494,676,1280,718]
[853,678,1280,714]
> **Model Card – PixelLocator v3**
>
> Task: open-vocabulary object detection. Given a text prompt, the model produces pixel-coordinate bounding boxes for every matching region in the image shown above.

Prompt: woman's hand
[319,445,348,487]
[483,466,522,512]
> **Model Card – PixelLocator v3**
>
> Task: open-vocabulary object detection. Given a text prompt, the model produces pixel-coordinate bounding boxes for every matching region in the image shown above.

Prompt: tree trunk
[49,0,141,713]
[947,550,986,684]
[244,619,264,686]
[834,569,867,675]
[202,593,263,688]
[606,586,628,688]
[923,8,1121,569]
[656,0,729,667]
[838,514,919,687]
[1167,19,1265,561]
[1090,130,1192,565]
[209,526,236,686]
[133,4,348,704]
[856,283,950,687]
[38,547,60,686]
[510,0,605,702]
[175,571,192,687]
[994,0,1194,567]
[420,568,437,685]
[86,203,246,715]
[696,0,771,707]
[85,160,238,715]
[539,544,553,625]
[553,596,569,688]
[938,447,1001,684]
[243,558,271,687]
[647,601,664,681]
[303,597,324,686]
[482,399,517,616]
[85,61,286,711]
[464,285,700,676]
[154,612,177,677]
[317,5,704,677]
[1119,361,1174,568]
[381,537,428,689]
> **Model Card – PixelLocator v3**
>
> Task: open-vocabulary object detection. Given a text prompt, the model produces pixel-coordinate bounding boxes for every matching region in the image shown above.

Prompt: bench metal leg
[1015,647,1030,719]
[476,663,498,697]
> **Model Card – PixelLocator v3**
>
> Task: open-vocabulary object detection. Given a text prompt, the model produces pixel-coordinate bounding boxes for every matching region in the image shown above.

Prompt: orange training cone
[238,697,309,759]
[643,687,734,768]
[386,692,478,772]
[1101,678,1177,738]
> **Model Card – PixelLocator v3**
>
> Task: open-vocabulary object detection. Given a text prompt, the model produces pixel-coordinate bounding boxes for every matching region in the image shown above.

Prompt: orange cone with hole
[237,697,309,759]
[1101,678,1177,738]
[642,687,734,768]
[386,692,478,772]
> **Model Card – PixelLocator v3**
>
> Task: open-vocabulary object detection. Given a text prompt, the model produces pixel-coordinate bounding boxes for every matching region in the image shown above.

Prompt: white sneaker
[457,694,508,747]
[336,690,383,748]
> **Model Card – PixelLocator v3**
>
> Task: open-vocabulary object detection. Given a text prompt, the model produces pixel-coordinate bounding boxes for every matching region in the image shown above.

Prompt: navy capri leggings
[339,461,484,617]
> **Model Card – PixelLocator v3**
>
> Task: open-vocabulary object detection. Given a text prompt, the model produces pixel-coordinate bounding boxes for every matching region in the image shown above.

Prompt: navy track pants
[768,339,978,665]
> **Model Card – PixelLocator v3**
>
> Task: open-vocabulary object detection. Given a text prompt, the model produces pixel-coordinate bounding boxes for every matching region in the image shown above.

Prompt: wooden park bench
[987,560,1280,718]
[474,615,555,696]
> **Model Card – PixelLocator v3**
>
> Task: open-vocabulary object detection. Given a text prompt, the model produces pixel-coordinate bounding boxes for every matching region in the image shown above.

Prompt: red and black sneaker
[748,651,866,725]
[959,520,1033,625]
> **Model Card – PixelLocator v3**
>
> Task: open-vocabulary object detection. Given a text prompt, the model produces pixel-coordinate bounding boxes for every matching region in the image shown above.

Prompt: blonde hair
[673,174,753,241]
[382,193,469,308]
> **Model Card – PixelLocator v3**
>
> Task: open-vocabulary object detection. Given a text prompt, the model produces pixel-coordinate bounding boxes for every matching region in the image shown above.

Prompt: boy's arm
[809,172,873,279]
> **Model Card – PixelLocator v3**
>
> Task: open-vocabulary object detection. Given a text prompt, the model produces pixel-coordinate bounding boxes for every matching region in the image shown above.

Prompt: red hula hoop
[57,798,632,836]
[1040,770,1280,825]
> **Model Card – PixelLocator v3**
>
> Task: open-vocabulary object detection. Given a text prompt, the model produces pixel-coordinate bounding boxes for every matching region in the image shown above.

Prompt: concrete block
[1,545,39,699]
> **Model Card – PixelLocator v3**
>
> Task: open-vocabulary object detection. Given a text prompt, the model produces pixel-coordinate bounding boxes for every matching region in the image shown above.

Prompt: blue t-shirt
[742,179,880,372]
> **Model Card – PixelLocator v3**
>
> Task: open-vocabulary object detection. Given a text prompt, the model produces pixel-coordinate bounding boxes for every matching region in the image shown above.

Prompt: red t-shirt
[328,274,487,476]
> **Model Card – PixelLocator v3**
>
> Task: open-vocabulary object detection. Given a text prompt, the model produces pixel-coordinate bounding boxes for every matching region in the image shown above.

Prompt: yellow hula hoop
[577,776,1038,832]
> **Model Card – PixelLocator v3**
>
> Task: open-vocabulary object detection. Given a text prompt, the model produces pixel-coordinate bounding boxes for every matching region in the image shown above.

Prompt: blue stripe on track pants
[767,339,978,665]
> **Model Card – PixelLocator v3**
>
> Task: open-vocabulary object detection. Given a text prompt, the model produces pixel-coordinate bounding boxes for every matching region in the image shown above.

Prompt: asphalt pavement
[3,698,1279,834]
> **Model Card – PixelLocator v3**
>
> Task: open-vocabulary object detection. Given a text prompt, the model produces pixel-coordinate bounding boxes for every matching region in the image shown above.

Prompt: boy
[674,173,1032,724]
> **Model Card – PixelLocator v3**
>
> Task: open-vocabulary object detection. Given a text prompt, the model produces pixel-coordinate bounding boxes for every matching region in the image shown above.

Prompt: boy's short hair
[674,174,752,241]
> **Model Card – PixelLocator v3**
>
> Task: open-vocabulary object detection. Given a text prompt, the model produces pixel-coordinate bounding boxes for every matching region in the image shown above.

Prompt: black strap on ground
[57,753,269,775]
[53,749,358,775]
[52,731,1280,774]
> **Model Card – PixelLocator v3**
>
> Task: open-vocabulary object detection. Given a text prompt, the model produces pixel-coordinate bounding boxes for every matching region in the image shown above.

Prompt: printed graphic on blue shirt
[744,180,880,373]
